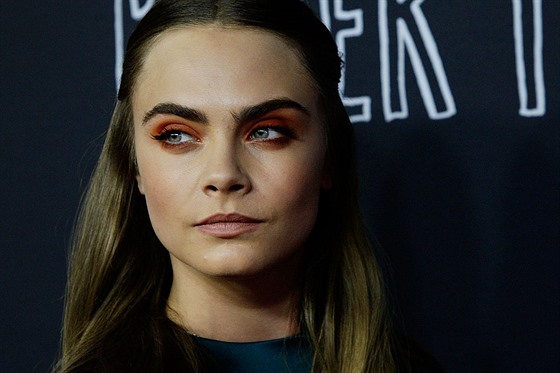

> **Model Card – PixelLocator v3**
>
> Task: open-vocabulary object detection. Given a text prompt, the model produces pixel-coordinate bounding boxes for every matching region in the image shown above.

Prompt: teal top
[195,334,313,373]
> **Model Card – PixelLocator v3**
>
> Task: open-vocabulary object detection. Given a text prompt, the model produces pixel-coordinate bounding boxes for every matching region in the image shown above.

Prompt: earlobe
[136,174,145,195]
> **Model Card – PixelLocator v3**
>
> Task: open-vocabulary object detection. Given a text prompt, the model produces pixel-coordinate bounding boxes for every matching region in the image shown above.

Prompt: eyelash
[153,128,192,141]
[151,127,199,150]
[151,124,296,149]
[248,125,295,141]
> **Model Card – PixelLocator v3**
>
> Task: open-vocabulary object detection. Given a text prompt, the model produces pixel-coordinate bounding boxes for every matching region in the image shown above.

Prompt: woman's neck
[166,258,303,342]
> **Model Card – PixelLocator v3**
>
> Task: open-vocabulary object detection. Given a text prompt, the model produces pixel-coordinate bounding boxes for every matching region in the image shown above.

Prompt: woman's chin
[168,245,303,281]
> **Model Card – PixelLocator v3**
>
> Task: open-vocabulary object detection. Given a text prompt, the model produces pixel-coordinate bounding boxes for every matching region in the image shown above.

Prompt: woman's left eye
[248,127,288,141]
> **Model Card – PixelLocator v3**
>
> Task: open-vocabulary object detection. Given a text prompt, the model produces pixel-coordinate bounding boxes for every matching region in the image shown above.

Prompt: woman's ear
[136,174,145,195]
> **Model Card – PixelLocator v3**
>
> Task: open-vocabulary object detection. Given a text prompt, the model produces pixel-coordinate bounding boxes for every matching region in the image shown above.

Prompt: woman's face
[133,26,329,279]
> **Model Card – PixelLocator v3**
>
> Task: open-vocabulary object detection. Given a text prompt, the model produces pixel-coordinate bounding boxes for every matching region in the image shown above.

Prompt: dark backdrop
[1,1,558,372]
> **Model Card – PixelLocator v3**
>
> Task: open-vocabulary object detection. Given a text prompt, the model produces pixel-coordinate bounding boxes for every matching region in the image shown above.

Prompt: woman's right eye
[153,129,197,145]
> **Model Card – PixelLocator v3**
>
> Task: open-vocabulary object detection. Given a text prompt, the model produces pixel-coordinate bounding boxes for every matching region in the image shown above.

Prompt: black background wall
[1,1,558,372]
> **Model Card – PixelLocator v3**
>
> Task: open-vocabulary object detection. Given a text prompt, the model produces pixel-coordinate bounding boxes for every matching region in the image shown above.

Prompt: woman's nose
[201,142,251,196]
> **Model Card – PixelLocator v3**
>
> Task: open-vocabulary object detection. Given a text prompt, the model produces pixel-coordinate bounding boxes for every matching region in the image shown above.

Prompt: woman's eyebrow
[142,103,208,125]
[234,98,310,123]
[142,98,310,126]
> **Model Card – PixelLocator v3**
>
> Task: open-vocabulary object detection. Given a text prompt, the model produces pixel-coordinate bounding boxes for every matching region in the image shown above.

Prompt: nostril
[229,184,244,192]
[205,183,245,193]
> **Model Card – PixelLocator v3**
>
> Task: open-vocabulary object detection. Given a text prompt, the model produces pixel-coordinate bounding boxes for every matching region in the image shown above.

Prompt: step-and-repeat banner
[2,1,558,372]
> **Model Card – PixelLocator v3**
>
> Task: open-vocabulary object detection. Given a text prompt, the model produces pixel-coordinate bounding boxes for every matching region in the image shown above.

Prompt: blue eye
[154,129,196,144]
[252,128,272,139]
[249,127,290,141]
[167,131,192,143]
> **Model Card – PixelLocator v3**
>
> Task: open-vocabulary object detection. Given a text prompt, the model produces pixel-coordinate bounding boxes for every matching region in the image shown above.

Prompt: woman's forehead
[133,26,319,121]
[140,25,309,82]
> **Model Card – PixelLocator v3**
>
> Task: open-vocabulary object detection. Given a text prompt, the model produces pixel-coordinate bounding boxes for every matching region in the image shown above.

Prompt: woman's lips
[194,214,263,238]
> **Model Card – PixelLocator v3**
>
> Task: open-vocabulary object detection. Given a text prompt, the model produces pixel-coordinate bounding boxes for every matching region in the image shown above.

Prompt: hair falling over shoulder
[54,1,400,372]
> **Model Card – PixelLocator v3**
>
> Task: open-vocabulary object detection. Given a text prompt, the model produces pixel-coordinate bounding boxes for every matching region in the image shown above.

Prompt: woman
[55,0,440,372]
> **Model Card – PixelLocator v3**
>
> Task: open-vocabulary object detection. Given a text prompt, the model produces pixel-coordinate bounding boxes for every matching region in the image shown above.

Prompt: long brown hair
[56,1,397,371]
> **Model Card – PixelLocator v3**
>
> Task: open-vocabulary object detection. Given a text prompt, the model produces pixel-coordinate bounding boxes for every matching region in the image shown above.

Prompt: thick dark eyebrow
[142,98,309,126]
[142,103,208,126]
[234,98,310,124]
